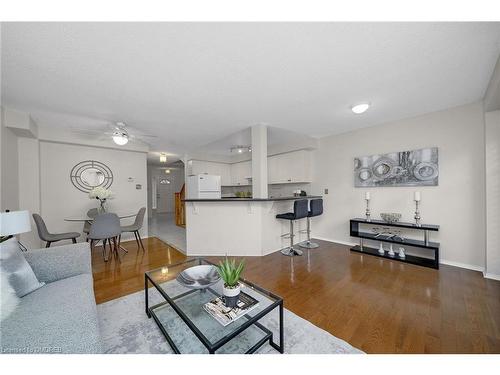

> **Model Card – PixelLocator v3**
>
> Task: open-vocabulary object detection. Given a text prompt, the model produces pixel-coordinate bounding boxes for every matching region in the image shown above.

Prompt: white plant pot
[223,283,241,308]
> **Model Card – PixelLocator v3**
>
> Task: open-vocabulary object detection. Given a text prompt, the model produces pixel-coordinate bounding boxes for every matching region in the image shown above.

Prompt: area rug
[97,281,363,354]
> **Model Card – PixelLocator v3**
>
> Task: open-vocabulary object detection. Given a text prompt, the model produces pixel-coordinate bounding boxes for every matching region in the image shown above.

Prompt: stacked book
[203,292,259,326]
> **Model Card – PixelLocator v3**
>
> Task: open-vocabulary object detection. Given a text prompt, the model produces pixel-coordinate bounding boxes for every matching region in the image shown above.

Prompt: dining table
[64,213,137,223]
[65,212,138,252]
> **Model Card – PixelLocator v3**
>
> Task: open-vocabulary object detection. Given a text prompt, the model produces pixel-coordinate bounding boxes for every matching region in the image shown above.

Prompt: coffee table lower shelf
[147,301,278,354]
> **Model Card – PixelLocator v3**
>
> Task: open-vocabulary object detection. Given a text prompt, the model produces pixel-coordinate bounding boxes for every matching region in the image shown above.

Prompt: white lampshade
[0,210,31,236]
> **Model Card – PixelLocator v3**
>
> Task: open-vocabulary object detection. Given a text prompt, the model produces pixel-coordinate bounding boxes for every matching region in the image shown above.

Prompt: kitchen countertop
[183,195,322,202]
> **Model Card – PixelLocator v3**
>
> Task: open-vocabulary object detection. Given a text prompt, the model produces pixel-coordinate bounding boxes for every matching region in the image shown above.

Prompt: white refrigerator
[187,174,221,199]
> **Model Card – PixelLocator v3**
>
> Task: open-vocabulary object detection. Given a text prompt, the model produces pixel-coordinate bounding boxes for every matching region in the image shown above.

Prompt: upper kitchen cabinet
[268,150,312,184]
[188,160,232,186]
[230,160,252,186]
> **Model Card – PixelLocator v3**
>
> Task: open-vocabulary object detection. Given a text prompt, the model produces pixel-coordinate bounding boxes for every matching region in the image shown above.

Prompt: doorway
[147,160,186,253]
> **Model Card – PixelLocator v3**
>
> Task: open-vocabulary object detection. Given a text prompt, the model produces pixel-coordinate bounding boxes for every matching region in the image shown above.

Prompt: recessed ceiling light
[159,153,167,163]
[165,169,171,174]
[351,103,370,114]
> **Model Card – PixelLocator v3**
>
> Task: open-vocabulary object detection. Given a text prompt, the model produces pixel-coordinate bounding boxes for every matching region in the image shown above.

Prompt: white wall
[0,108,20,211]
[17,137,41,248]
[312,102,486,270]
[36,141,148,243]
[485,110,500,279]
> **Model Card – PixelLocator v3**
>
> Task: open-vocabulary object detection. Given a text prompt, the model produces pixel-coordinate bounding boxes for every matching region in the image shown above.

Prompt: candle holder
[365,199,371,222]
[414,200,421,227]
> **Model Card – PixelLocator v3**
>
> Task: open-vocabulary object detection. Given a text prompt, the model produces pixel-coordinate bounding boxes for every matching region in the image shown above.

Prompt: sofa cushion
[0,239,44,297]
[0,274,102,354]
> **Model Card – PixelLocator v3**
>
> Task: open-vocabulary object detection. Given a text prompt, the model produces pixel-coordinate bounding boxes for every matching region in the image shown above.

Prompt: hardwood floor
[91,237,500,353]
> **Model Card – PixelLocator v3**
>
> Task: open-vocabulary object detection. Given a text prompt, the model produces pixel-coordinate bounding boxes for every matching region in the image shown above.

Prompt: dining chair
[32,213,81,248]
[88,213,122,262]
[120,207,146,251]
[83,208,99,241]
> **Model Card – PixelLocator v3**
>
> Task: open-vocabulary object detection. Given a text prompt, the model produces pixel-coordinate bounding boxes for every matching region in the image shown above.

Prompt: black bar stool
[276,199,309,256]
[299,198,323,249]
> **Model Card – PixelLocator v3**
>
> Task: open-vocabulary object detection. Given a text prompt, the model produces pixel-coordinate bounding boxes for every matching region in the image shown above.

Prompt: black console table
[349,218,440,269]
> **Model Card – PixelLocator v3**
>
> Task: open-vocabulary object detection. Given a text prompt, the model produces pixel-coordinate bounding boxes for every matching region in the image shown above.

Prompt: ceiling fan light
[112,132,129,145]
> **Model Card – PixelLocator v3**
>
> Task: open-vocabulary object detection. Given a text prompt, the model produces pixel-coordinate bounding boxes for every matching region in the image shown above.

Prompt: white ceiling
[196,126,315,157]
[2,22,500,158]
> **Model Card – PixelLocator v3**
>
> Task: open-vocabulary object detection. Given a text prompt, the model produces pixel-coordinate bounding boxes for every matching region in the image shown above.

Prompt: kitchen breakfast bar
[183,196,321,257]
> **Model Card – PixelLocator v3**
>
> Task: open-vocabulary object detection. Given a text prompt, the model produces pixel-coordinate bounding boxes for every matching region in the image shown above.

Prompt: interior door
[157,179,174,213]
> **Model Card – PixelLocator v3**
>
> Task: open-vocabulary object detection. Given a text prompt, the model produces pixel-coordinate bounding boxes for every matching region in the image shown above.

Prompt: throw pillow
[0,267,19,321]
[0,238,45,297]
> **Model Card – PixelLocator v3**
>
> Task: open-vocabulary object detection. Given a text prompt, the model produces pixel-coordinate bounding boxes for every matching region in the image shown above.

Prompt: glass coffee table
[145,258,284,354]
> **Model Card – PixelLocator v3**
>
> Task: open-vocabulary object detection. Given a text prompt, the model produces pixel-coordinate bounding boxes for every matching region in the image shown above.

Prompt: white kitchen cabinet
[268,150,312,184]
[189,150,311,188]
[230,160,252,186]
[188,160,231,186]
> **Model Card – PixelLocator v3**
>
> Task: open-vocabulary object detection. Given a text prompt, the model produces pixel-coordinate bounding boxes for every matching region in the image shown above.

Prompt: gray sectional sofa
[1,242,103,354]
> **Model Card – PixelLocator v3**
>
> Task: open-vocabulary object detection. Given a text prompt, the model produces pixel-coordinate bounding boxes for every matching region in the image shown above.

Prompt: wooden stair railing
[175,183,186,228]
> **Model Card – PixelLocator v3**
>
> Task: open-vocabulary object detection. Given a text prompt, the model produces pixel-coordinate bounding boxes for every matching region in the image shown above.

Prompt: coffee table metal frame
[145,258,284,354]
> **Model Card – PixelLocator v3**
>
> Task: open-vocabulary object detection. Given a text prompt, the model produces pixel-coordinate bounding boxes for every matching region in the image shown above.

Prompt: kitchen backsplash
[222,183,311,198]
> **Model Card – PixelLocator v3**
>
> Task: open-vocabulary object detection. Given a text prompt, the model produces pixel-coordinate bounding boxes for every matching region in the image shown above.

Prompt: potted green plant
[217,257,245,308]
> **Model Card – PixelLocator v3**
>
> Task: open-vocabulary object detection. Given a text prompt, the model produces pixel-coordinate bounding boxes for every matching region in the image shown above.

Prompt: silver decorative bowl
[176,265,220,290]
[380,213,402,223]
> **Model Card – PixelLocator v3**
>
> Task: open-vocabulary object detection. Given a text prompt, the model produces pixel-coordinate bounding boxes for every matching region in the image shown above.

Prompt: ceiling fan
[71,122,157,146]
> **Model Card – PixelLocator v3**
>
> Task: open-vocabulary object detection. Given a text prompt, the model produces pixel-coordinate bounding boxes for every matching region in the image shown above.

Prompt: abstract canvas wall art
[354,147,438,187]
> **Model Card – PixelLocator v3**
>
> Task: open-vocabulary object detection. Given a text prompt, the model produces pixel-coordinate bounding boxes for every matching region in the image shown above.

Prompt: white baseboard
[439,259,484,272]
[483,272,500,281]
[313,236,356,247]
[119,234,150,242]
[313,236,489,275]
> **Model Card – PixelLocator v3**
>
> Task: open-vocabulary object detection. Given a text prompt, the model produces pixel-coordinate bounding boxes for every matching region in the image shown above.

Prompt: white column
[251,124,268,199]
[18,137,42,248]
